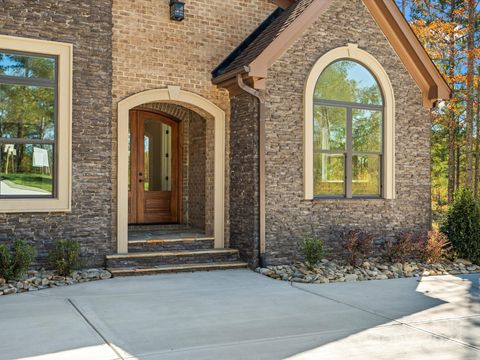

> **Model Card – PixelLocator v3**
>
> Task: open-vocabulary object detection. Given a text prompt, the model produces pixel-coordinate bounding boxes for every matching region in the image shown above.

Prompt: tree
[400,0,480,205]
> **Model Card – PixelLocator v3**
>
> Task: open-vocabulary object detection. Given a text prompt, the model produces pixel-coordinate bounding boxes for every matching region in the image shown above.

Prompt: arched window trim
[304,44,395,200]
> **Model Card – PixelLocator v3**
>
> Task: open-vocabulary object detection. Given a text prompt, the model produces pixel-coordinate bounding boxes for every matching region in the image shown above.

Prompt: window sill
[308,196,386,201]
[0,197,71,213]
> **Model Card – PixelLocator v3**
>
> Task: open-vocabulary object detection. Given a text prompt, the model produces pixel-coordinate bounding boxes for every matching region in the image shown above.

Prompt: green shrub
[441,188,480,264]
[0,240,36,281]
[301,237,324,269]
[342,230,373,266]
[48,240,81,276]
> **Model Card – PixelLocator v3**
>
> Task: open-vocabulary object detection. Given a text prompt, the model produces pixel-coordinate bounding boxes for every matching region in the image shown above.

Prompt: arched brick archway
[117,87,225,253]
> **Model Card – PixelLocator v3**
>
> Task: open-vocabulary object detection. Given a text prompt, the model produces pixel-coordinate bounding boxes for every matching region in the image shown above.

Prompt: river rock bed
[256,258,480,283]
[0,268,112,296]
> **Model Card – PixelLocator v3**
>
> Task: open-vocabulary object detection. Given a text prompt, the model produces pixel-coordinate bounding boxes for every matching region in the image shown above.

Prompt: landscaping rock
[100,270,112,280]
[3,287,16,295]
[258,257,479,285]
[455,259,472,266]
[0,268,112,297]
[345,274,358,282]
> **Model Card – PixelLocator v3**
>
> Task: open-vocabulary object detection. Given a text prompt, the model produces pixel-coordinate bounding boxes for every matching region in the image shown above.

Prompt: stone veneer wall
[230,93,260,267]
[262,0,432,264]
[188,114,207,230]
[0,0,113,267]
[112,0,277,247]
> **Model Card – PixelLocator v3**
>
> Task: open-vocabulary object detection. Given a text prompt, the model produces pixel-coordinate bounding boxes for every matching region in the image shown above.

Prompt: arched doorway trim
[117,87,225,253]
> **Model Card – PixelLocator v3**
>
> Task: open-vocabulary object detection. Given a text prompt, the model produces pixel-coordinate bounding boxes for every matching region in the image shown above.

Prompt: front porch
[107,225,246,276]
[110,88,243,275]
[116,88,227,254]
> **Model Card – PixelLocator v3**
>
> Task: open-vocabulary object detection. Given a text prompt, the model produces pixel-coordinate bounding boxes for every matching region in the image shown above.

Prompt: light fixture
[170,0,185,21]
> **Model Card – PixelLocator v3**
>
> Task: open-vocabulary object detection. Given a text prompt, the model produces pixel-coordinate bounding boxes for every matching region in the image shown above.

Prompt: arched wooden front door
[128,110,180,224]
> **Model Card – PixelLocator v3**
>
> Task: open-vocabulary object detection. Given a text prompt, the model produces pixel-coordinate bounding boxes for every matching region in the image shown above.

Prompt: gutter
[236,74,267,268]
[212,67,247,85]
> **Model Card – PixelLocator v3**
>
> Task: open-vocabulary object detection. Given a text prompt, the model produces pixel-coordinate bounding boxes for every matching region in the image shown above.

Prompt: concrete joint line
[67,298,125,360]
[290,283,480,352]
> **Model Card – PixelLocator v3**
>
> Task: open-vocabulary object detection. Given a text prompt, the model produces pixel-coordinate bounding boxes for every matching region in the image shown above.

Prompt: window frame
[0,35,72,212]
[313,61,385,199]
[304,44,395,200]
[0,49,59,199]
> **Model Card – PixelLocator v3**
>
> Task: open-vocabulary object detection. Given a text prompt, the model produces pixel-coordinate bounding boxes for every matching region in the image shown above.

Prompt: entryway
[128,110,180,224]
[112,88,244,274]
[116,88,226,253]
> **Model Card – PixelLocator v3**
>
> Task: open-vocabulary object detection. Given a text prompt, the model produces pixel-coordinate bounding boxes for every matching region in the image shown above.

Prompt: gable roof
[212,0,451,108]
[212,0,314,78]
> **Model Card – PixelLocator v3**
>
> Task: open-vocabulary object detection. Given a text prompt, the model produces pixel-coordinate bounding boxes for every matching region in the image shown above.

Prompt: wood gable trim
[248,0,335,80]
[363,0,451,107]
[269,0,295,9]
[215,0,451,108]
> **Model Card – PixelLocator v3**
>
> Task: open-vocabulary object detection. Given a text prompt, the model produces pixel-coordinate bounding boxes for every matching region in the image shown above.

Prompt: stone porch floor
[128,225,210,242]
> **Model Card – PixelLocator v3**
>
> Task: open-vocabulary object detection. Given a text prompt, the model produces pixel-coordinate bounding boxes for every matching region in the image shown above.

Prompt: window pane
[315,60,383,105]
[0,84,55,141]
[314,105,346,151]
[144,119,172,192]
[314,153,345,196]
[352,109,382,152]
[352,155,380,196]
[0,143,53,196]
[0,52,55,80]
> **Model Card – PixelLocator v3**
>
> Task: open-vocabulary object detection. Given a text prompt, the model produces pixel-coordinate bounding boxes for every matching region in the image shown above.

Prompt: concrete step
[106,249,240,268]
[108,261,249,277]
[128,237,214,252]
[128,224,192,232]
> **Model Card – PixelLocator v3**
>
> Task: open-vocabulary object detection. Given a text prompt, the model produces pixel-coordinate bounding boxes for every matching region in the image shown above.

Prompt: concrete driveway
[0,270,479,360]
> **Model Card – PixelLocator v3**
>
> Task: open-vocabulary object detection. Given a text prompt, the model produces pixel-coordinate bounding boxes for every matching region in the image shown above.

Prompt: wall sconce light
[170,0,185,21]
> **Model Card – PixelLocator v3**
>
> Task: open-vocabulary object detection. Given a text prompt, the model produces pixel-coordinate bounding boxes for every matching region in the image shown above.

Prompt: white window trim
[0,35,72,212]
[304,44,395,200]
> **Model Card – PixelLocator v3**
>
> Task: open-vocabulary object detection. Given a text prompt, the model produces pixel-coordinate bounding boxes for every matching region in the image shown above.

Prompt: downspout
[236,74,267,268]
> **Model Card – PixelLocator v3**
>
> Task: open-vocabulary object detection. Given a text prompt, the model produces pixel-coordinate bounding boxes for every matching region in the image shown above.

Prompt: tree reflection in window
[313,60,383,198]
[0,51,56,197]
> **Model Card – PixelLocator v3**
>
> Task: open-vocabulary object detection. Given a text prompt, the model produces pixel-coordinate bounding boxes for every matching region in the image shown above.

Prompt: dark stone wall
[263,0,432,265]
[229,93,260,267]
[188,112,206,230]
[0,1,113,267]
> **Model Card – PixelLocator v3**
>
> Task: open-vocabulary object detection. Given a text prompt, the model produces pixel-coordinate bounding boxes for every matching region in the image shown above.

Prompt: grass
[0,172,52,192]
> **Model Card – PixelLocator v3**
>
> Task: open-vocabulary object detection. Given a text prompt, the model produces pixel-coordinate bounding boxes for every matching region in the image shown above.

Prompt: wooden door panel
[128,110,180,224]
[128,192,134,224]
[128,111,138,224]
[143,192,173,223]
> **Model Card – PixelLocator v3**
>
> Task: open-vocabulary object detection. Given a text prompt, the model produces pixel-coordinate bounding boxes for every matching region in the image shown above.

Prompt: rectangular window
[0,51,57,198]
[313,104,383,198]
[0,35,72,212]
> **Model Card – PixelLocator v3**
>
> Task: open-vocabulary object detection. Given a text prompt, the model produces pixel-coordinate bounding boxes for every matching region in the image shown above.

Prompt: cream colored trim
[0,35,72,212]
[117,88,225,254]
[304,44,395,200]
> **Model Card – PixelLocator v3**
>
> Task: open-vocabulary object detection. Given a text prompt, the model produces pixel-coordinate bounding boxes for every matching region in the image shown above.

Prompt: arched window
[304,45,395,200]
[314,60,383,198]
